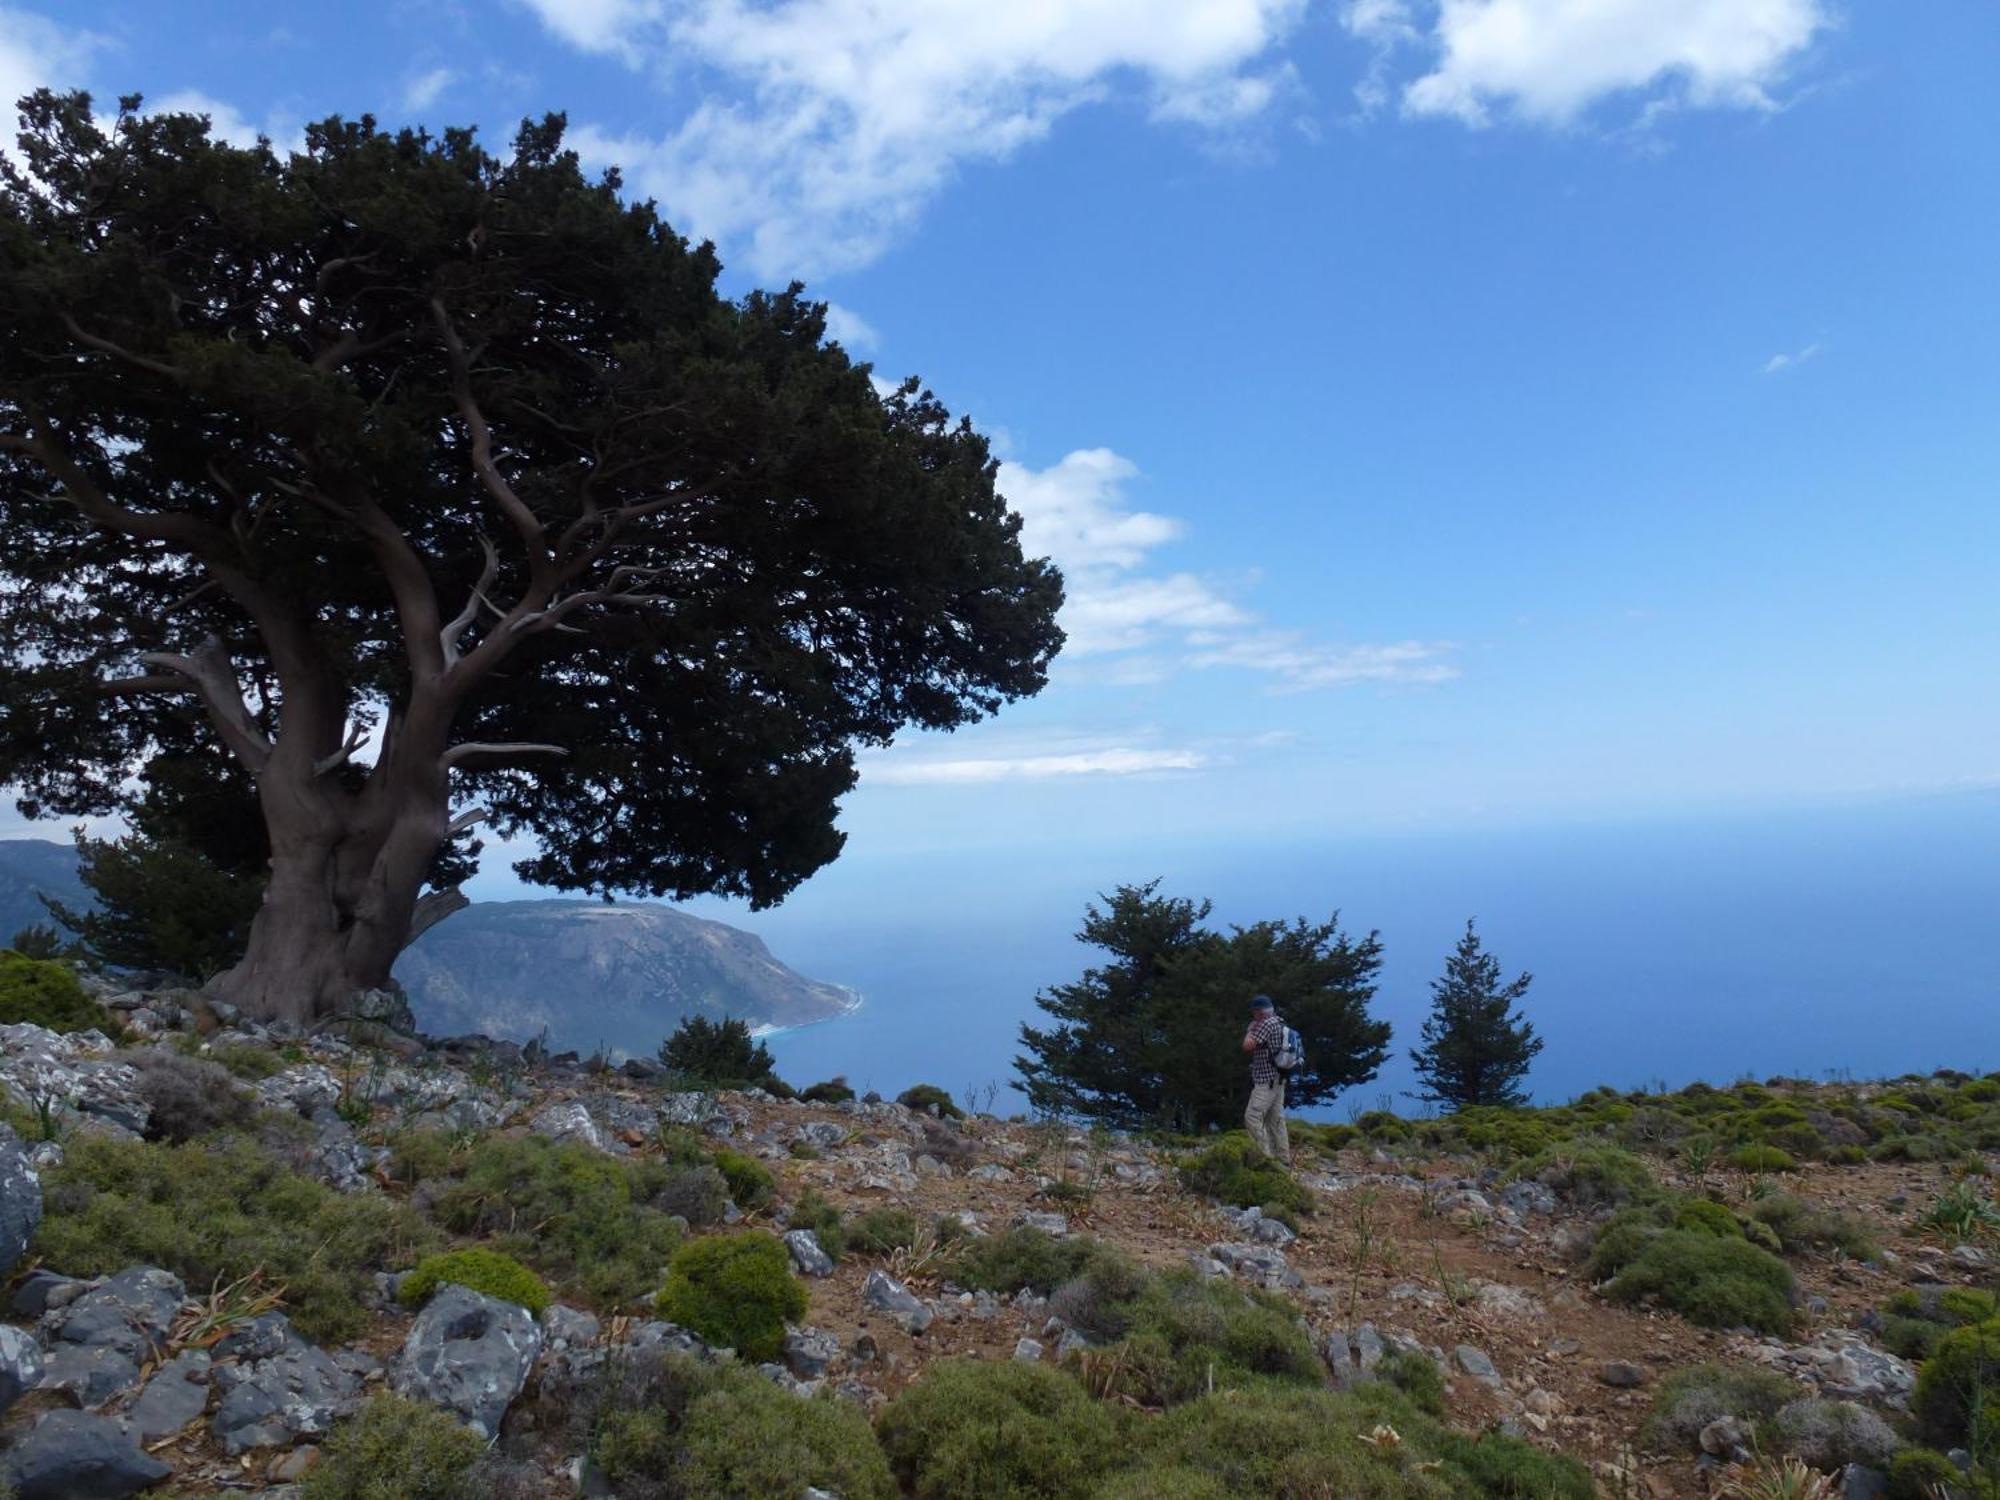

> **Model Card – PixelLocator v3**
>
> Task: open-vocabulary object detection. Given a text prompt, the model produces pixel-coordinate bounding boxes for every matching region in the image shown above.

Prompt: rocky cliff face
[394,900,857,1056]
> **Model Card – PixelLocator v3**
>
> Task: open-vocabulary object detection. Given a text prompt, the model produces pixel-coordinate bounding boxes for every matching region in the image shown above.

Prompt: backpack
[1273,1024,1303,1074]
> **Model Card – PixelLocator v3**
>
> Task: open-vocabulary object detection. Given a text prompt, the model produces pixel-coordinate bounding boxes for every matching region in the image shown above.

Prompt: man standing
[1241,994,1291,1166]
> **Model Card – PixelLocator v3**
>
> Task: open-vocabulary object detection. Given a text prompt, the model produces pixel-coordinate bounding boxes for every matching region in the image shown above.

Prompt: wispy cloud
[868,745,1209,786]
[1346,0,1828,127]
[821,302,879,352]
[401,66,455,114]
[997,447,1454,691]
[146,89,302,154]
[522,0,1309,276]
[1761,340,1823,375]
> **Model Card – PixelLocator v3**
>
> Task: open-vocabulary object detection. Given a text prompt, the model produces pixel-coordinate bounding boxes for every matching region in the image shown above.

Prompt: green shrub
[659,1015,777,1088]
[1913,1318,2000,1450]
[951,1227,1119,1296]
[571,1349,894,1500]
[1726,1144,1797,1172]
[1672,1198,1745,1239]
[846,1207,920,1256]
[1749,1194,1877,1259]
[1511,1143,1655,1207]
[1828,1144,1868,1165]
[1644,1364,1799,1452]
[1887,1448,1977,1500]
[1604,1230,1794,1334]
[1376,1348,1447,1416]
[712,1148,775,1212]
[303,1393,487,1499]
[405,1134,687,1306]
[655,1232,806,1362]
[1177,1136,1313,1218]
[37,1132,430,1343]
[398,1249,551,1314]
[1110,1383,1591,1500]
[1354,1109,1412,1140]
[876,1359,1127,1500]
[896,1083,964,1119]
[1770,1398,1901,1471]
[1105,1271,1321,1407]
[799,1078,855,1104]
[209,1041,285,1080]
[0,952,106,1033]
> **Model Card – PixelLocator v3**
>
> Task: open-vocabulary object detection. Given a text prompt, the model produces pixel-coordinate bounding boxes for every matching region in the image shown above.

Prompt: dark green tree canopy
[1407,920,1542,1111]
[0,93,1062,1019]
[1016,881,1391,1131]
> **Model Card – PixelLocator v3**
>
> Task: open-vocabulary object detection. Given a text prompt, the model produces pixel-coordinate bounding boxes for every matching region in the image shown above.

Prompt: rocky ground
[0,978,1990,1498]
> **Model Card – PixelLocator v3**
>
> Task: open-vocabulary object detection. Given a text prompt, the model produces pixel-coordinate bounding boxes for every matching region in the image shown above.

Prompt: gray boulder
[531,1100,608,1153]
[0,1023,149,1135]
[0,1324,43,1415]
[785,1229,835,1278]
[783,1327,841,1380]
[210,1313,360,1454]
[40,1266,184,1409]
[254,1064,342,1118]
[3,1409,172,1499]
[0,1123,41,1275]
[394,1284,541,1439]
[861,1270,933,1334]
[122,1348,211,1442]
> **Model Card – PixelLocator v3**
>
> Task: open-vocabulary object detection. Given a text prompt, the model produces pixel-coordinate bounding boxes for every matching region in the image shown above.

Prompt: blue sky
[6,0,1997,875]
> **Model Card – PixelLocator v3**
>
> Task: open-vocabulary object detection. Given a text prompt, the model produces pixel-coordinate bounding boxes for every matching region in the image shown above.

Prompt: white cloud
[997,446,1454,689]
[401,66,455,113]
[868,745,1208,785]
[536,0,1308,276]
[821,302,878,351]
[146,90,301,154]
[0,7,96,163]
[1761,340,1822,375]
[1347,0,1826,127]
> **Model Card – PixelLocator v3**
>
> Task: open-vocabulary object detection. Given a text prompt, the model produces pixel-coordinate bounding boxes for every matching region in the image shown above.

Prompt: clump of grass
[38,1132,432,1344]
[655,1232,806,1362]
[399,1248,552,1315]
[1747,1194,1877,1259]
[1102,1271,1321,1407]
[950,1227,1127,1297]
[1509,1142,1656,1208]
[846,1207,921,1257]
[1644,1364,1799,1453]
[1177,1136,1313,1218]
[1727,1145,1798,1173]
[711,1148,775,1212]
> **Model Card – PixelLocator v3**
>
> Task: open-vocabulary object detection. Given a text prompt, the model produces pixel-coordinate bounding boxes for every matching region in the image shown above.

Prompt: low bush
[1771,1398,1901,1471]
[876,1358,1127,1500]
[654,1164,730,1228]
[1644,1364,1798,1452]
[398,1248,551,1314]
[896,1083,964,1119]
[1376,1348,1448,1417]
[1912,1317,2000,1450]
[0,952,106,1033]
[1603,1228,1794,1334]
[404,1134,688,1305]
[208,1041,285,1080]
[951,1227,1124,1297]
[1748,1194,1877,1259]
[799,1078,855,1104]
[711,1148,775,1212]
[37,1132,430,1343]
[1104,1271,1321,1407]
[788,1190,848,1261]
[1177,1135,1313,1218]
[1511,1143,1656,1208]
[1108,1383,1592,1500]
[126,1048,256,1142]
[566,1349,895,1500]
[655,1232,806,1362]
[1673,1198,1746,1239]
[1885,1448,1988,1500]
[303,1393,486,1500]
[846,1207,921,1256]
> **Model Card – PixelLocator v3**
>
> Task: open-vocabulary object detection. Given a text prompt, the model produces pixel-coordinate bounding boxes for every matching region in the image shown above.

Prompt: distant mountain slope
[0,839,89,943]
[0,841,855,1055]
[395,901,858,1056]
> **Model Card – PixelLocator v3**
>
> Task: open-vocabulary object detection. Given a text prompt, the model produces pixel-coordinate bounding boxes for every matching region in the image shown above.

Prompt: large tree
[1016,881,1390,1131]
[1407,921,1542,1110]
[0,94,1063,1023]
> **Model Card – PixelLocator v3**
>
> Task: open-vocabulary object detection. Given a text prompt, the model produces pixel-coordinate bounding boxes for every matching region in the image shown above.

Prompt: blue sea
[649,792,1998,1113]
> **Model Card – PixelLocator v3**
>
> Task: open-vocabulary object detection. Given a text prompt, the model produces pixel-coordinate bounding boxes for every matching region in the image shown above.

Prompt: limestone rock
[393,1283,542,1439]
[2,1409,172,1499]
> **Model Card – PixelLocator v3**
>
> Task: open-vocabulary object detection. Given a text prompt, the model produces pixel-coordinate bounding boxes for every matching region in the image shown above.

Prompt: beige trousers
[1245,1079,1290,1165]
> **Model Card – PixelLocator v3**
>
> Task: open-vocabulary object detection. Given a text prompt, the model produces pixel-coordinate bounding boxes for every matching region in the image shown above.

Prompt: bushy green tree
[1407,921,1542,1110]
[45,832,263,979]
[1016,882,1390,1131]
[0,92,1061,1023]
[660,1015,777,1087]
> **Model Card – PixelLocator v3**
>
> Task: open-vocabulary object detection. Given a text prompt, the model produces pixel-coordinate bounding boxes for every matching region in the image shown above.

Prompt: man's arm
[1242,1028,1259,1055]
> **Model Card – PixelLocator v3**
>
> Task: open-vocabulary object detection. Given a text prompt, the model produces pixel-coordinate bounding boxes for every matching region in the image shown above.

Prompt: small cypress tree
[660,1015,777,1088]
[1408,921,1542,1111]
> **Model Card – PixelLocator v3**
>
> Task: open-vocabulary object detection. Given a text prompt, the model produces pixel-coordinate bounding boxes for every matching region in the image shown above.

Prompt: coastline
[751,984,864,1040]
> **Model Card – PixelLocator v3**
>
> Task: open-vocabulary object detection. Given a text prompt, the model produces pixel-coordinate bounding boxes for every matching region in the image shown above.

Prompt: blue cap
[1250,994,1274,1011]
